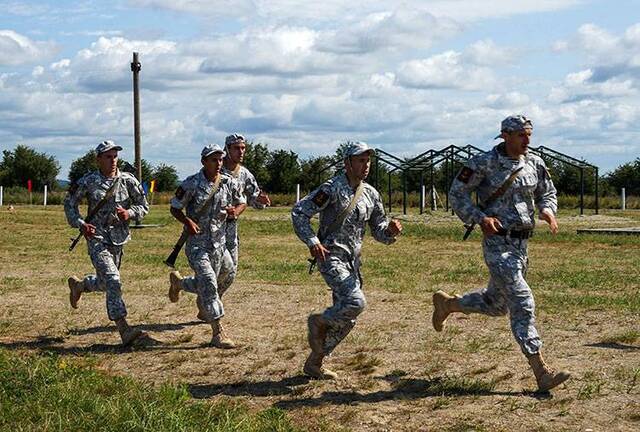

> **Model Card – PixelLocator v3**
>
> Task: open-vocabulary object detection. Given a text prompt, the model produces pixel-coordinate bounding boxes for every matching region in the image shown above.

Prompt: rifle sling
[84,175,122,224]
[319,181,365,242]
[193,174,222,221]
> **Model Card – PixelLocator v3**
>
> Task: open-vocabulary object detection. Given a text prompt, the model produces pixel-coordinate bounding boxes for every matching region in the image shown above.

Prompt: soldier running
[292,141,402,379]
[65,140,149,346]
[434,115,570,392]
[167,144,245,348]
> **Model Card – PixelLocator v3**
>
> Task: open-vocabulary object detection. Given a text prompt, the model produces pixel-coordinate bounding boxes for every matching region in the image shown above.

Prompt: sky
[1,0,639,179]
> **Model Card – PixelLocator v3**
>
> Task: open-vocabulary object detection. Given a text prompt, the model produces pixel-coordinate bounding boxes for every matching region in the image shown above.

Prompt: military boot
[210,320,236,349]
[168,271,183,303]
[303,351,338,380]
[307,313,327,353]
[527,352,571,392]
[115,319,144,347]
[67,276,84,309]
[432,290,462,332]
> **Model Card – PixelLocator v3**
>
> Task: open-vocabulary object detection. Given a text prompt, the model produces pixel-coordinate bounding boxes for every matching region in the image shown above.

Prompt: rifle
[462,166,523,240]
[69,177,121,251]
[164,175,221,268]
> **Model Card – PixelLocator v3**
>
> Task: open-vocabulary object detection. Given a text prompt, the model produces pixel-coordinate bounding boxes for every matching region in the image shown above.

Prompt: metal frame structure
[311,145,600,216]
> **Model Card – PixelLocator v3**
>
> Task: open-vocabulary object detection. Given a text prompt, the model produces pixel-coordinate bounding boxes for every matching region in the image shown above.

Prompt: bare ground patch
[0,206,639,431]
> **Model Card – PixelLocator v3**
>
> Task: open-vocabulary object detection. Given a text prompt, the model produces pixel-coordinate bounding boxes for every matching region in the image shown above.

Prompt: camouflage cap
[201,144,226,159]
[225,133,245,147]
[344,141,375,158]
[495,115,533,139]
[95,140,122,154]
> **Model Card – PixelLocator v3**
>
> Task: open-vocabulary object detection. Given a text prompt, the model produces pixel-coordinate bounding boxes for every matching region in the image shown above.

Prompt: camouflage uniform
[170,169,245,322]
[292,173,396,356]
[449,142,557,356]
[217,165,267,296]
[64,170,149,321]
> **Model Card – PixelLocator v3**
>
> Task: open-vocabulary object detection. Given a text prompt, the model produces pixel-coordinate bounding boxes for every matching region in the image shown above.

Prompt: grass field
[0,205,639,431]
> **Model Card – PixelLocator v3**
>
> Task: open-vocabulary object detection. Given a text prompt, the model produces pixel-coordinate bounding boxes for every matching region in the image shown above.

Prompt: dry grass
[0,205,639,431]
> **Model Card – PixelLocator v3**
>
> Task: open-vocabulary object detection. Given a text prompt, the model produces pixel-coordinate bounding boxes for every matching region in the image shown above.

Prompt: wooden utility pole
[131,52,142,181]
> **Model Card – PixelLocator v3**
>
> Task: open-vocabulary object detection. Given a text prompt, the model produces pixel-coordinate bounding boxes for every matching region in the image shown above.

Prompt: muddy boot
[67,276,84,309]
[307,313,327,353]
[432,290,462,332]
[210,320,235,349]
[168,271,183,303]
[527,352,571,392]
[303,351,337,380]
[116,318,144,347]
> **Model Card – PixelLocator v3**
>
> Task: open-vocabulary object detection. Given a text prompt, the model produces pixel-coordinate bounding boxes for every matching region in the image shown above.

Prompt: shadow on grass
[189,372,550,407]
[585,342,640,351]
[189,376,312,398]
[275,375,547,409]
[0,333,215,355]
[67,320,205,336]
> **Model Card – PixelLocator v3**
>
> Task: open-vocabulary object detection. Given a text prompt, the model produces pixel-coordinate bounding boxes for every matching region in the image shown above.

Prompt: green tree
[152,163,179,192]
[0,145,60,190]
[299,155,336,192]
[266,149,301,194]
[606,158,640,196]
[68,150,98,185]
[242,141,271,189]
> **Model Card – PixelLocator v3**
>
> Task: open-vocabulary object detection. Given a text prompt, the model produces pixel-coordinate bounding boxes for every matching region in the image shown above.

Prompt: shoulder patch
[457,167,474,184]
[312,190,330,207]
[175,186,185,199]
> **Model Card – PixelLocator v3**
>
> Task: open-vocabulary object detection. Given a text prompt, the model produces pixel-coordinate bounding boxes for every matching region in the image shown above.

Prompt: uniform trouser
[181,244,225,321]
[218,220,239,296]
[81,241,127,321]
[318,255,366,356]
[458,235,542,356]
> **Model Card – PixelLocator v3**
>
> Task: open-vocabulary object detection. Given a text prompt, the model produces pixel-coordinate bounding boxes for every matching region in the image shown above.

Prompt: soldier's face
[504,128,532,157]
[227,141,246,164]
[202,153,224,177]
[346,153,371,181]
[96,150,118,175]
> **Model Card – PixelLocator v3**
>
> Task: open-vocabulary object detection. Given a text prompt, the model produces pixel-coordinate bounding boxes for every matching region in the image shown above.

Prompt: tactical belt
[495,228,533,239]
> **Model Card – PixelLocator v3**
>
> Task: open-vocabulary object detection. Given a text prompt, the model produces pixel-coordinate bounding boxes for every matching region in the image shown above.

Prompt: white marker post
[622,187,626,211]
[43,185,48,206]
[421,184,426,213]
[0,186,3,207]
[296,183,300,202]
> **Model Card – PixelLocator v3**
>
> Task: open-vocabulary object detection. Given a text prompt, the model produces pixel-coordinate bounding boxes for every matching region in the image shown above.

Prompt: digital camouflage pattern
[217,165,267,294]
[170,169,245,321]
[292,173,396,355]
[449,143,557,355]
[64,170,149,321]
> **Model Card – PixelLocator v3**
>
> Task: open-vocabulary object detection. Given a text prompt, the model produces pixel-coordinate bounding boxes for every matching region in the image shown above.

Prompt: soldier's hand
[540,209,559,235]
[387,219,402,237]
[257,191,271,206]
[225,206,239,220]
[480,216,502,236]
[116,206,130,222]
[185,218,201,235]
[309,243,330,262]
[80,222,96,239]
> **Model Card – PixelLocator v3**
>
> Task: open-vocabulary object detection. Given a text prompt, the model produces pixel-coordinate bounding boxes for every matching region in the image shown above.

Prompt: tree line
[2,143,640,196]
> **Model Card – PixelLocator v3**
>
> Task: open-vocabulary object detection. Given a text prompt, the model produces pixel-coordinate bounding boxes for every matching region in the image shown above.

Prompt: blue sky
[1,0,639,179]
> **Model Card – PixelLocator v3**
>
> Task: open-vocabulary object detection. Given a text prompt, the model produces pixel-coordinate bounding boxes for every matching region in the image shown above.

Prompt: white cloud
[0,30,57,66]
[127,0,581,23]
[395,51,495,91]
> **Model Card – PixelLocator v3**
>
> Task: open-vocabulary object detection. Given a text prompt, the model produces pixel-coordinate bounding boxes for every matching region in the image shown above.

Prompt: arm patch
[312,190,329,207]
[175,186,185,199]
[457,167,474,184]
